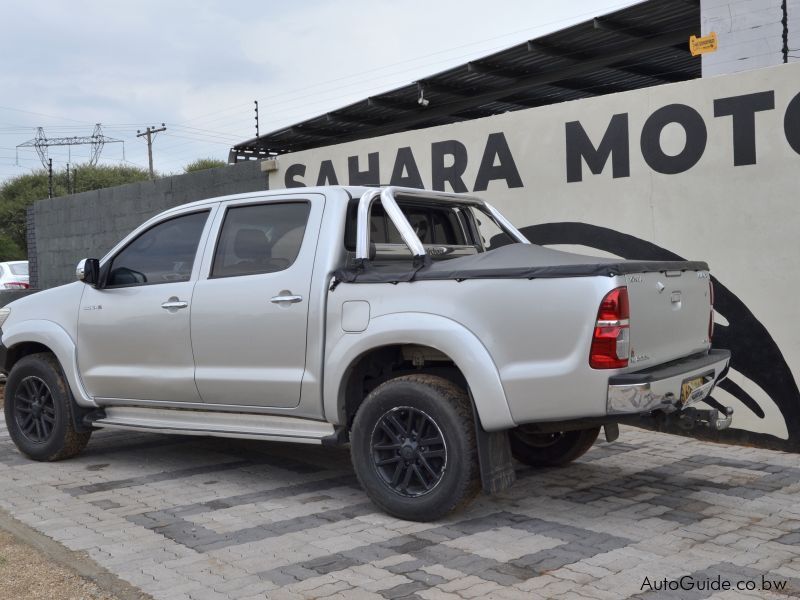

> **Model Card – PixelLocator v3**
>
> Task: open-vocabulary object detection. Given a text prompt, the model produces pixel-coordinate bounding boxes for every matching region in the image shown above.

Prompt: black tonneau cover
[335,244,709,284]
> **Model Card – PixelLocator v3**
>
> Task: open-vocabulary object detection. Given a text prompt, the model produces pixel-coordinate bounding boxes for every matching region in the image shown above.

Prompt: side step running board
[89,406,338,445]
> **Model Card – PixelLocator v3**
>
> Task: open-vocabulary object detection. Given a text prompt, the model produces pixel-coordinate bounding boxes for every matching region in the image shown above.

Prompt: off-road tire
[510,426,600,467]
[4,353,91,461]
[350,374,480,521]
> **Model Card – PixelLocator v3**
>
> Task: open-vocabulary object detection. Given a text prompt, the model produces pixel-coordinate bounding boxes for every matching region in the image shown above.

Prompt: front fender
[324,312,514,431]
[1,319,97,408]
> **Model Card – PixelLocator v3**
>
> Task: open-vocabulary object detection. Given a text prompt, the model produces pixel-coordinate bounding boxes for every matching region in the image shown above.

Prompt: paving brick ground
[1,412,799,599]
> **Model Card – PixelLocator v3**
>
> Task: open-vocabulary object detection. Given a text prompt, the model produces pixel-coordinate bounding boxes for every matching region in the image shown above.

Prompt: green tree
[0,163,149,257]
[69,164,149,193]
[184,158,227,172]
[0,235,23,261]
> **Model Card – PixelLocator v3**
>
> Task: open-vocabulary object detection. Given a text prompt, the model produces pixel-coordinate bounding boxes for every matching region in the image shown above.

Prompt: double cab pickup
[0,186,731,520]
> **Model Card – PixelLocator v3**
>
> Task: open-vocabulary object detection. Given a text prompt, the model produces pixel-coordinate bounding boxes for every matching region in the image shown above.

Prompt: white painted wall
[266,62,800,447]
[701,0,798,76]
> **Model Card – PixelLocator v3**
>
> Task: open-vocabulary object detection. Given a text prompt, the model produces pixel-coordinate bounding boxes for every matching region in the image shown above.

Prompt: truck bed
[335,243,709,283]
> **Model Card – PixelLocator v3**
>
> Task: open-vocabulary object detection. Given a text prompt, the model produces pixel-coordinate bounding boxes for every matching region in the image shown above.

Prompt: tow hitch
[676,406,734,431]
[649,404,734,431]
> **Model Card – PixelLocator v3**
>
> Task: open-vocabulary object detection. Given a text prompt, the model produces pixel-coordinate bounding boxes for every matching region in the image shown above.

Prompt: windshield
[9,262,28,276]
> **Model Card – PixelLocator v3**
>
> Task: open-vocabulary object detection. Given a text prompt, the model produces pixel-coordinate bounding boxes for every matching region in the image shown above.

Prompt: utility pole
[66,163,70,194]
[136,123,167,179]
[47,159,53,199]
[254,101,259,137]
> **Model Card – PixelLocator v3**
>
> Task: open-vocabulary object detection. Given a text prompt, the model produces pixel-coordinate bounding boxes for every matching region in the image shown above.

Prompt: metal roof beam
[420,81,476,97]
[423,80,554,108]
[670,42,693,55]
[467,61,529,80]
[541,80,602,96]
[472,60,607,97]
[530,38,692,82]
[325,113,381,127]
[490,97,548,109]
[527,41,580,59]
[555,78,641,96]
[614,63,688,82]
[289,125,341,139]
[472,61,610,98]
[367,97,415,111]
[419,113,473,122]
[592,17,662,39]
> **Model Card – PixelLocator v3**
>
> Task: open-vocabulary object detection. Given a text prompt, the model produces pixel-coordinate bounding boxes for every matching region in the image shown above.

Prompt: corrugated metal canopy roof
[231,0,699,161]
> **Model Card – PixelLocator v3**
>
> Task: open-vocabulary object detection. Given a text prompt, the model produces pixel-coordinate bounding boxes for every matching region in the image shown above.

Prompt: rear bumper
[607,349,731,418]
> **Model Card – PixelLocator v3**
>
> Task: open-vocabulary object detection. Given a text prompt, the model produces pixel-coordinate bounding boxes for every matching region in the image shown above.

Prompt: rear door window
[211,202,311,278]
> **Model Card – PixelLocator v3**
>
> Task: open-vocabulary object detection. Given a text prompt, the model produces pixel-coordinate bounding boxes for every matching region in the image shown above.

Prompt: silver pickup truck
[0,186,731,520]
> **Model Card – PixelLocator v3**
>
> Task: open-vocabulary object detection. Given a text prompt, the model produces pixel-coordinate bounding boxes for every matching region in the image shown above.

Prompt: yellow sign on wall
[690,32,718,56]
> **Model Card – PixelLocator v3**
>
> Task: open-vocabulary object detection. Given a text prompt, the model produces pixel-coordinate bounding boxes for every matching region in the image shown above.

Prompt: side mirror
[76,258,100,286]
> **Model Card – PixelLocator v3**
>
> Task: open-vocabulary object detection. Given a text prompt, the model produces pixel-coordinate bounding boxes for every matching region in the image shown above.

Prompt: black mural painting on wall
[516,222,800,452]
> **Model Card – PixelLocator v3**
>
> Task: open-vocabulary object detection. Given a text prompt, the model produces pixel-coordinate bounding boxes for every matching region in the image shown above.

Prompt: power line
[175,102,254,125]
[0,105,92,124]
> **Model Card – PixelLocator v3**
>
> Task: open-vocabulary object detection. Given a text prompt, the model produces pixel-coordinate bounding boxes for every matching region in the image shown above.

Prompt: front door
[77,209,212,403]
[190,197,323,408]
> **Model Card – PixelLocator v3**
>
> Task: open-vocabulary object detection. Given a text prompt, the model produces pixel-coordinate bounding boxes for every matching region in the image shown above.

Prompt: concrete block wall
[31,161,266,289]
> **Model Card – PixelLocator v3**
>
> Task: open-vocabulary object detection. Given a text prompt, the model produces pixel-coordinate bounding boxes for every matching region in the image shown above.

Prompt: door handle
[161,299,189,310]
[270,294,303,304]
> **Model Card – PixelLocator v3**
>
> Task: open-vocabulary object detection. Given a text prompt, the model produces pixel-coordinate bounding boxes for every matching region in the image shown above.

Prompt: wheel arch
[2,320,97,408]
[324,312,514,431]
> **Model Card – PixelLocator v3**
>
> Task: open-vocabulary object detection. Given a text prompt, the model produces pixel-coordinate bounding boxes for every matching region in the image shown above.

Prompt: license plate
[681,376,705,404]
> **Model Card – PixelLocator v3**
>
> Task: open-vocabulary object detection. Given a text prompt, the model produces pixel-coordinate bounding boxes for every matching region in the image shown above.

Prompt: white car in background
[0,261,29,290]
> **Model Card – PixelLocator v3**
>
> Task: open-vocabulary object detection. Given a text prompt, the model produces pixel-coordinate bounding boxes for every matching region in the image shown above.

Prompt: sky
[0,0,639,183]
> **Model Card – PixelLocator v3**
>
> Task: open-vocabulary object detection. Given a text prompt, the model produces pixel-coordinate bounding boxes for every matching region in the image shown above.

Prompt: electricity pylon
[16,123,124,169]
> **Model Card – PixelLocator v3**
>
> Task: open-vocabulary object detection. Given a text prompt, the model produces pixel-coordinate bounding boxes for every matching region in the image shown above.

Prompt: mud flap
[472,402,516,494]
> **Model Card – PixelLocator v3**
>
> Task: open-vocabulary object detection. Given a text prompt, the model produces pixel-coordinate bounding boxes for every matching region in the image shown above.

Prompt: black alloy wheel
[4,353,92,461]
[13,376,57,443]
[350,374,480,521]
[370,406,447,498]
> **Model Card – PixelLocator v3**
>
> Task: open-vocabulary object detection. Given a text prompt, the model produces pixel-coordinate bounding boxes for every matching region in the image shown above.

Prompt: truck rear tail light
[708,280,714,340]
[590,286,629,369]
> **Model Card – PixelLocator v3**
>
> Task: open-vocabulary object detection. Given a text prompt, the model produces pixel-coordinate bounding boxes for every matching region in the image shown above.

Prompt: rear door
[190,194,324,408]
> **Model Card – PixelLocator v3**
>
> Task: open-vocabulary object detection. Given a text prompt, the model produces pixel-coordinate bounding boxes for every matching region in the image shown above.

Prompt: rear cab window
[343,196,514,261]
